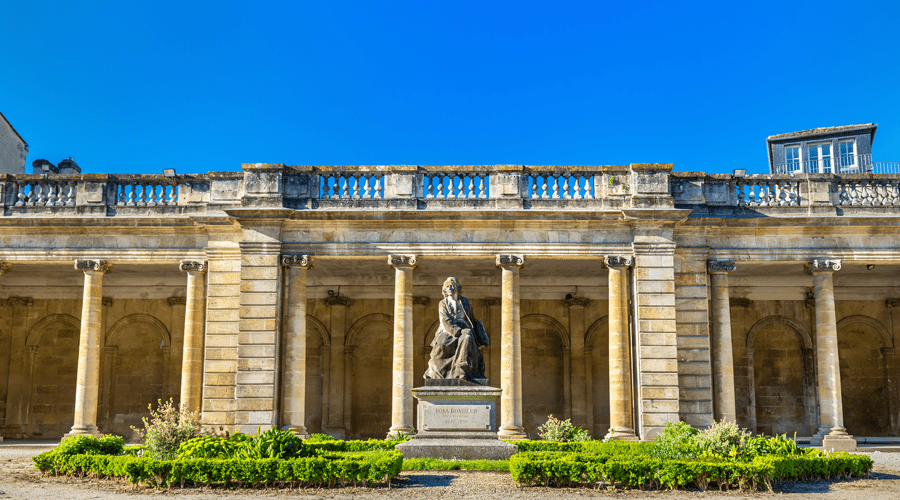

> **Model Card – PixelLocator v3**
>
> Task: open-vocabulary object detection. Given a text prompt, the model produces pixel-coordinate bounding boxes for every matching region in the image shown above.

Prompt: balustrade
[838,178,900,207]
[422,171,488,199]
[527,172,595,199]
[319,172,384,199]
[115,180,178,207]
[736,178,800,207]
[14,180,77,207]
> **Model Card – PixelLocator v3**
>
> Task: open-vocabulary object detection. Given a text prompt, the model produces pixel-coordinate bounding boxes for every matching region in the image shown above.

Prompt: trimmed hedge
[403,458,510,471]
[305,439,400,453]
[33,450,403,489]
[509,451,873,491]
[511,440,651,455]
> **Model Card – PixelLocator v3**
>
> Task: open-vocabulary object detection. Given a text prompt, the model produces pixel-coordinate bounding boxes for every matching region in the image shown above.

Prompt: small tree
[537,414,592,442]
[131,399,202,460]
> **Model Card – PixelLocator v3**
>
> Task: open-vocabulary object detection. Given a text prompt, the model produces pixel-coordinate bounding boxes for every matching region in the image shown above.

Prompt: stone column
[388,254,418,437]
[565,297,589,429]
[708,261,737,423]
[807,259,856,451]
[325,296,350,438]
[180,261,207,413]
[606,256,638,441]
[496,254,526,440]
[67,259,111,438]
[281,255,313,437]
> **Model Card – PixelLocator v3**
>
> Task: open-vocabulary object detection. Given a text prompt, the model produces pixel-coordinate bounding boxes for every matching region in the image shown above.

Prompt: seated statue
[424,277,490,382]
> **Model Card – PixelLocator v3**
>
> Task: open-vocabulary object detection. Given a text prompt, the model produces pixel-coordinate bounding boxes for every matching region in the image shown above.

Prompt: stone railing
[671,172,900,213]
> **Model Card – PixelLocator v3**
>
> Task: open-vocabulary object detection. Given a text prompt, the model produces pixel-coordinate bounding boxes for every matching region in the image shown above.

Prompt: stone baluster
[496,254,526,440]
[708,261,737,422]
[388,254,418,437]
[806,259,857,451]
[281,254,313,437]
[66,259,112,437]
[605,255,638,441]
[179,260,207,413]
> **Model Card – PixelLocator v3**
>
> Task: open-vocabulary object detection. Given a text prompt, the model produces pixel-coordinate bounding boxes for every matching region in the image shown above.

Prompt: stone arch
[745,315,816,435]
[345,313,393,347]
[106,314,171,348]
[26,314,80,347]
[307,315,331,347]
[521,314,570,348]
[584,316,609,348]
[837,315,892,348]
[746,315,812,350]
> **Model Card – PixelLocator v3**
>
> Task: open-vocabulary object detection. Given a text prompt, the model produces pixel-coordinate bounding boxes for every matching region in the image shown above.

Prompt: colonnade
[708,259,857,450]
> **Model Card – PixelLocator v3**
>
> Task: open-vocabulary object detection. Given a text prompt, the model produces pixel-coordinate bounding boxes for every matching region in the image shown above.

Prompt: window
[785,145,801,173]
[808,142,832,173]
[839,140,857,172]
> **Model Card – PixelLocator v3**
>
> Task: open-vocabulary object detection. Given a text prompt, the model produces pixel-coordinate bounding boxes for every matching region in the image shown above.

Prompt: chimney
[32,159,58,175]
[58,157,81,174]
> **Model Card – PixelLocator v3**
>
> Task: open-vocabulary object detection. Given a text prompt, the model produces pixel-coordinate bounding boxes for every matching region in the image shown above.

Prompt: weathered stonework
[0,163,896,446]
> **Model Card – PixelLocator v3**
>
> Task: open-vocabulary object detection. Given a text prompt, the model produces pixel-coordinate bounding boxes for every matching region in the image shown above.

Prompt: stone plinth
[396,382,518,460]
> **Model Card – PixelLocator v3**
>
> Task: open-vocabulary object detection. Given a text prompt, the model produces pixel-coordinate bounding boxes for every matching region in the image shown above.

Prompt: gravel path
[1,445,898,499]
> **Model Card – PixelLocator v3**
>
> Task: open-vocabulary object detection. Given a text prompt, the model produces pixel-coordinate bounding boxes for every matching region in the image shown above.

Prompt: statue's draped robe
[424,296,486,380]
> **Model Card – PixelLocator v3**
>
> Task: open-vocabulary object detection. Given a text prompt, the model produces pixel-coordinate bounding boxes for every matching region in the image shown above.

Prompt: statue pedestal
[396,380,518,460]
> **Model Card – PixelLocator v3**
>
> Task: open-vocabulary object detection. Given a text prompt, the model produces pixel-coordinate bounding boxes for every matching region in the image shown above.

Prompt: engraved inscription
[422,405,492,431]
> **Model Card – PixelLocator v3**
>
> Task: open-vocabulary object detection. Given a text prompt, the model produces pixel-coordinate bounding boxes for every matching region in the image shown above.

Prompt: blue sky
[2,1,899,175]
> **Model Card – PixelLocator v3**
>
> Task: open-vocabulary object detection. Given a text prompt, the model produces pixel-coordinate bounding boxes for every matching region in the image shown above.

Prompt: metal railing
[771,154,900,175]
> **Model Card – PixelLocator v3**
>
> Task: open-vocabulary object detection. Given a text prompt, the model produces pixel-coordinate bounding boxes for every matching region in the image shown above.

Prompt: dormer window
[785,145,801,173]
[839,140,857,172]
[808,142,832,173]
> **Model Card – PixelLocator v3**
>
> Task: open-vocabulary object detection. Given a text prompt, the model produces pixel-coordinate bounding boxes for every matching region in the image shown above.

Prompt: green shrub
[131,399,202,461]
[233,427,304,460]
[54,434,124,457]
[305,438,399,453]
[513,439,651,455]
[178,436,241,459]
[692,420,753,460]
[537,415,592,442]
[649,421,698,460]
[403,458,509,470]
[306,433,336,442]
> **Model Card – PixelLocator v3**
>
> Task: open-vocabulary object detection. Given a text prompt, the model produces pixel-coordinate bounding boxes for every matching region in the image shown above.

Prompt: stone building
[0,111,28,175]
[0,162,897,450]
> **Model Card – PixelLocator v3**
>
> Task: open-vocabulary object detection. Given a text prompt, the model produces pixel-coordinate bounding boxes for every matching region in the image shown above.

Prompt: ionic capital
[604,255,634,269]
[180,261,207,273]
[564,297,589,308]
[0,262,11,275]
[102,297,113,307]
[413,296,430,307]
[483,297,501,307]
[496,254,525,269]
[281,254,313,269]
[325,296,350,307]
[75,259,112,274]
[887,299,900,309]
[805,259,841,274]
[7,296,33,307]
[388,254,418,269]
[707,260,736,274]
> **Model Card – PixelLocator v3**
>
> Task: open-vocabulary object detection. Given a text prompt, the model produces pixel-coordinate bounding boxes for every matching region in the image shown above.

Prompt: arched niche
[836,315,893,436]
[520,313,569,436]
[585,316,610,437]
[25,314,81,438]
[345,313,393,438]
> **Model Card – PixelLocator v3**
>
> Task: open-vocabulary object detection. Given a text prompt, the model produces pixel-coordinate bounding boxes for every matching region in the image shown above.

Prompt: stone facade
[0,164,898,444]
[0,112,28,175]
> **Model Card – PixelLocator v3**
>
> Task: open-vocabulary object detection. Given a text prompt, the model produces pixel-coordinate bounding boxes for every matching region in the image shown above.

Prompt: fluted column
[67,259,111,438]
[708,261,736,422]
[388,254,418,437]
[179,261,207,413]
[496,254,526,440]
[807,259,856,451]
[606,255,637,441]
[281,255,313,437]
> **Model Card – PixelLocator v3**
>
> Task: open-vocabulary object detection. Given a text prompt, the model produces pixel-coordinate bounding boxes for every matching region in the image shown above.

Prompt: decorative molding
[75,259,111,274]
[0,262,10,274]
[564,297,589,308]
[707,260,736,273]
[102,297,113,307]
[483,297,501,307]
[179,260,207,273]
[325,296,350,307]
[281,254,313,268]
[806,289,816,309]
[886,299,900,309]
[495,254,525,268]
[388,254,418,268]
[729,297,751,308]
[604,255,634,269]
[167,297,187,306]
[413,296,430,307]
[804,259,841,274]
[7,297,33,307]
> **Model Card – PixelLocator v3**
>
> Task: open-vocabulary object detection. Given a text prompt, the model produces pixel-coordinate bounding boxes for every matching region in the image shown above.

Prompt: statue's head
[442,277,462,297]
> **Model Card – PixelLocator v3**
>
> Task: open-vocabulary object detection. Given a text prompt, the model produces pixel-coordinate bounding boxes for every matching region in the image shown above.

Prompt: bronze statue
[424,277,490,381]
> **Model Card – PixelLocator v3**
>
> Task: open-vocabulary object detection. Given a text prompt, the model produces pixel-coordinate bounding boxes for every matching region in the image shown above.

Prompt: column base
[604,427,639,441]
[282,425,310,439]
[822,434,857,452]
[387,426,416,439]
[64,424,102,439]
[497,426,527,440]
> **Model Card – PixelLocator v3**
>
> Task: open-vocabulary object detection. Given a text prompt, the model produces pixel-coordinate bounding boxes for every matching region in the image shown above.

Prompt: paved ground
[1,444,898,499]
